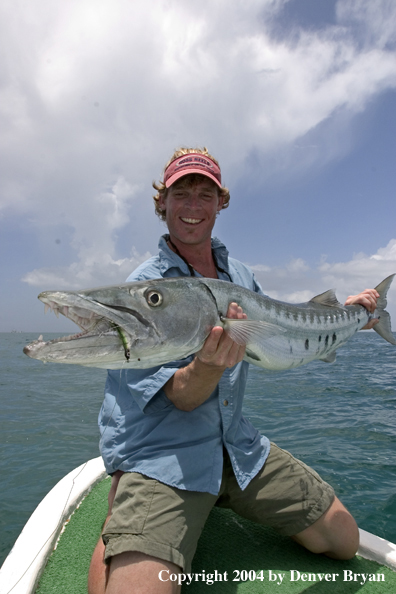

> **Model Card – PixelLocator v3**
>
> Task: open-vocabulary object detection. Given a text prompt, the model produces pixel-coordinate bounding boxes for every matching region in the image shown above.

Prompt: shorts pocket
[103,473,156,535]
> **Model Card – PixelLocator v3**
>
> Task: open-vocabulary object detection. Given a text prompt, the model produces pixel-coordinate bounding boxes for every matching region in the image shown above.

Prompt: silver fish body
[23,275,396,370]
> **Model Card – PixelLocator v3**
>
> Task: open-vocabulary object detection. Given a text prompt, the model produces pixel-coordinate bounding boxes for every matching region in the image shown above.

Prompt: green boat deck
[36,478,395,593]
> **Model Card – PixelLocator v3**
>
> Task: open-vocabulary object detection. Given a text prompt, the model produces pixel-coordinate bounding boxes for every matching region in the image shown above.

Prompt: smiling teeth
[181,218,202,224]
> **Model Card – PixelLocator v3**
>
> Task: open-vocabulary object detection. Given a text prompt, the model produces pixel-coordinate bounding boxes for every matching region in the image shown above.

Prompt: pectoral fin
[319,351,337,363]
[221,318,286,346]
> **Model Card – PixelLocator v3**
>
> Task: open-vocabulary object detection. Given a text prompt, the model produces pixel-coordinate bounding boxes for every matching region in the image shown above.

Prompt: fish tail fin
[373,274,396,345]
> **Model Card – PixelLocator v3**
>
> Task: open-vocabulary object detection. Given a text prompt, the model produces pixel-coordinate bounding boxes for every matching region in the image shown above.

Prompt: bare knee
[292,497,359,560]
[107,551,182,594]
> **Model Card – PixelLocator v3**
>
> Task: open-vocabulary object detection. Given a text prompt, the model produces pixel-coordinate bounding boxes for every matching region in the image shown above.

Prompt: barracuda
[23,275,396,370]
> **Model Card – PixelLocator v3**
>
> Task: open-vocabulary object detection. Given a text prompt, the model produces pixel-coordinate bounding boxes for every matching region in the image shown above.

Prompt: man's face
[159,176,223,247]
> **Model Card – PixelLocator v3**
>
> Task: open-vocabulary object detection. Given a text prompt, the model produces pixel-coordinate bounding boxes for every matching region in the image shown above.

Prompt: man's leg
[218,443,358,560]
[88,472,184,594]
[90,471,216,594]
[88,471,124,594]
[291,496,359,560]
[106,552,181,594]
[88,536,108,594]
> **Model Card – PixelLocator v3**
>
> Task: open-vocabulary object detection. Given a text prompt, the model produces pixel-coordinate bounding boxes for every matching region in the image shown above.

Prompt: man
[88,148,379,594]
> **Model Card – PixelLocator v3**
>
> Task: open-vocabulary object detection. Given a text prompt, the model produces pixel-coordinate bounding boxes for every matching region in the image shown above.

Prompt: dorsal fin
[309,289,342,307]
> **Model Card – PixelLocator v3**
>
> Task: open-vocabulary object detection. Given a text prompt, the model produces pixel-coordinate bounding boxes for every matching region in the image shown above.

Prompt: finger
[363,289,380,304]
[361,318,379,330]
[197,327,224,361]
[358,298,374,312]
[363,295,378,313]
[226,302,247,317]
[226,342,246,368]
[345,290,379,312]
[213,322,245,365]
[226,302,240,319]
[365,289,380,298]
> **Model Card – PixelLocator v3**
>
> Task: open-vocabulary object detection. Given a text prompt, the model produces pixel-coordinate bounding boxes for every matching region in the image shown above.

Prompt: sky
[1,0,396,334]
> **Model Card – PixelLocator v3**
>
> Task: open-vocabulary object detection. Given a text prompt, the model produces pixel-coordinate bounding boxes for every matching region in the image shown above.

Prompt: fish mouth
[23,291,133,356]
[23,291,140,365]
[25,289,159,364]
[39,294,117,339]
[41,298,100,332]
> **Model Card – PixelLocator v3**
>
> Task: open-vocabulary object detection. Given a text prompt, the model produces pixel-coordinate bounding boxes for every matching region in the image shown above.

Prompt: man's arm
[344,288,380,330]
[163,302,246,412]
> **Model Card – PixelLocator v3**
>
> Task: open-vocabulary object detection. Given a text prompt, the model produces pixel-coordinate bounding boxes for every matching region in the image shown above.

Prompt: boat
[1,457,396,593]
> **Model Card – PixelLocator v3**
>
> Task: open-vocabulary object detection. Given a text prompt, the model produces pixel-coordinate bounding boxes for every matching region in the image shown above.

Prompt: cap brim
[165,169,222,189]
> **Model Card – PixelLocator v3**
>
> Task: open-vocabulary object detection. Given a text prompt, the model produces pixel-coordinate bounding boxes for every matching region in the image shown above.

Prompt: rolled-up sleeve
[125,356,194,414]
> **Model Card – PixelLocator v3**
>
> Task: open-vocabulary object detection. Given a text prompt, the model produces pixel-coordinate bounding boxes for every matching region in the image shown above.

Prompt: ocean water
[1,331,395,566]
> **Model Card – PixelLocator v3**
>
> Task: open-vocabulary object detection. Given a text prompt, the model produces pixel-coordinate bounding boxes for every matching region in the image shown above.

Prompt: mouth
[180,217,203,225]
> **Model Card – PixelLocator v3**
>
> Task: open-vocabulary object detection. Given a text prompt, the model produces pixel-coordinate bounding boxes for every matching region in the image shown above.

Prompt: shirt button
[223,399,229,406]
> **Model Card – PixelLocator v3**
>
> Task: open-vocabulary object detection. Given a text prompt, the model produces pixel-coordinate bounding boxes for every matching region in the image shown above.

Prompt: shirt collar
[157,234,230,277]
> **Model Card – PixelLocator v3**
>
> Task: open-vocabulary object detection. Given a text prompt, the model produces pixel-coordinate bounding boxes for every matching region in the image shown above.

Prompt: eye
[146,290,163,307]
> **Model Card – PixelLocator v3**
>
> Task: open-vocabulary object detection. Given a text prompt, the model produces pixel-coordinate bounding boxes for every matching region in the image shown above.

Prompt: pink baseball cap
[163,153,222,188]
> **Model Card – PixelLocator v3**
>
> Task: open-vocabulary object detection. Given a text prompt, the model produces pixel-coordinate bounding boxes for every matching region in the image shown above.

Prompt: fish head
[23,278,220,368]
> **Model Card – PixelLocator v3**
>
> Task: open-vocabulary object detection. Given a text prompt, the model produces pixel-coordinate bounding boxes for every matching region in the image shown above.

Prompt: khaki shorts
[102,443,335,572]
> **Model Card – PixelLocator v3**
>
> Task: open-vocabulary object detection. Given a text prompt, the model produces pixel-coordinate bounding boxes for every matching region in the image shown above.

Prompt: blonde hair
[152,147,230,221]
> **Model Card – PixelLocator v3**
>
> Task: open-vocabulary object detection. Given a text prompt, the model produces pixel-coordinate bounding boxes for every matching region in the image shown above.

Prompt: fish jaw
[23,330,125,368]
[23,291,131,367]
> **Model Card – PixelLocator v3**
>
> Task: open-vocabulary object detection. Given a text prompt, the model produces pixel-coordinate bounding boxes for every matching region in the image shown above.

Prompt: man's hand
[163,302,248,411]
[344,289,380,330]
[196,302,247,369]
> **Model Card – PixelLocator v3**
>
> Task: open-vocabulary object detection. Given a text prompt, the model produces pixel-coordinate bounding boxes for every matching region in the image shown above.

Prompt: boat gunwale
[1,457,395,594]
[0,457,107,594]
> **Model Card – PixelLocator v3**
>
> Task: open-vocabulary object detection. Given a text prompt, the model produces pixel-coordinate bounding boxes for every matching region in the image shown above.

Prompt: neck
[167,235,218,279]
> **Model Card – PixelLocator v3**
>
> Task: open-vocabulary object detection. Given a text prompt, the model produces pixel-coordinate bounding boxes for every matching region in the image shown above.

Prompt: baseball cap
[163,153,222,188]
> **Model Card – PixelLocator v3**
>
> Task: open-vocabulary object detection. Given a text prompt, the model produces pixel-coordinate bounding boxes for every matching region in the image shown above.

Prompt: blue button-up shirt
[98,236,270,495]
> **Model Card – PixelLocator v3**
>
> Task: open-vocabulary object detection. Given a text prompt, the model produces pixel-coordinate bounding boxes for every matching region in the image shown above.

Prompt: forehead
[169,174,219,193]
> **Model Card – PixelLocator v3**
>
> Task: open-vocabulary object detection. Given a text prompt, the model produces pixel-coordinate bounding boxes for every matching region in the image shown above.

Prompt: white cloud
[318,239,396,297]
[22,247,152,289]
[336,0,396,49]
[1,0,395,216]
[250,238,396,318]
[1,0,395,300]
[22,235,396,329]
[68,176,139,261]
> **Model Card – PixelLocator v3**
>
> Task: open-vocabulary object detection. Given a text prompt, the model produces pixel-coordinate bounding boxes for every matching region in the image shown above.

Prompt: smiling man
[88,148,379,594]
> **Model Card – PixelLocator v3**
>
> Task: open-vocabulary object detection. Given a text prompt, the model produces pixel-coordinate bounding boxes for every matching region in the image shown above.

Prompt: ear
[217,193,224,212]
[158,191,167,211]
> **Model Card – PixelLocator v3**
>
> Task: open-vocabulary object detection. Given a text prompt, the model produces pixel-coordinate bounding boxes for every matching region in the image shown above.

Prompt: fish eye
[146,290,163,307]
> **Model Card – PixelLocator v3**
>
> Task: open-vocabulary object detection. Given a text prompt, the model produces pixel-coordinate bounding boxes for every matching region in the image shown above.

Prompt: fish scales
[23,275,396,371]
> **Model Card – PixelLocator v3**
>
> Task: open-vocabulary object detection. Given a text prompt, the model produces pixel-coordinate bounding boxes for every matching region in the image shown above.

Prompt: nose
[185,190,202,208]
